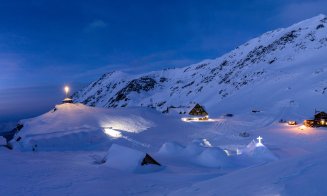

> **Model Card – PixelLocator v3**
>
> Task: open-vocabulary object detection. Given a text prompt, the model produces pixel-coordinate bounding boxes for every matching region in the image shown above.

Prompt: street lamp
[62,85,73,103]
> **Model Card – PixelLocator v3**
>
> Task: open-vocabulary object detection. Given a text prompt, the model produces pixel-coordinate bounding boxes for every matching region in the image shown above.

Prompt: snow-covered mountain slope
[73,14,327,114]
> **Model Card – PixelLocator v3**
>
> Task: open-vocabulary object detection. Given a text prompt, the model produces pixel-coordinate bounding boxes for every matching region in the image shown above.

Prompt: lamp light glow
[299,125,306,130]
[320,119,325,125]
[64,86,70,98]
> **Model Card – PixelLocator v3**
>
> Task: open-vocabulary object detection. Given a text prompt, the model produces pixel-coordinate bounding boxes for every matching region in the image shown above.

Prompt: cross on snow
[257,136,263,144]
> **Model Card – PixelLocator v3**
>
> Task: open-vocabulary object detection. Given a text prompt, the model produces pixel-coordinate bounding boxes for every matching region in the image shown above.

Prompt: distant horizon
[1,0,327,122]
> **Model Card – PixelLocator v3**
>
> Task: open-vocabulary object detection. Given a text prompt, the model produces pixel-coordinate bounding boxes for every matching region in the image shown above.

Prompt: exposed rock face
[107,77,157,107]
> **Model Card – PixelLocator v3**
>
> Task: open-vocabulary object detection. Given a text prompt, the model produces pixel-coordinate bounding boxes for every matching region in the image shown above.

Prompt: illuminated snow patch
[181,117,220,122]
[299,125,306,130]
[100,116,154,133]
[103,127,122,138]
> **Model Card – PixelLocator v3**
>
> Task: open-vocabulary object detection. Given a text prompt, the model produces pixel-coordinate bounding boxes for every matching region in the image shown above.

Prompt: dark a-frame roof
[189,103,208,116]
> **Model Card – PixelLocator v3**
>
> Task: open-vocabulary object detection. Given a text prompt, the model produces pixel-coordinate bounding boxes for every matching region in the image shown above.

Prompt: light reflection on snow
[99,116,153,133]
[283,124,316,135]
[181,117,220,122]
[299,125,306,130]
[103,127,122,138]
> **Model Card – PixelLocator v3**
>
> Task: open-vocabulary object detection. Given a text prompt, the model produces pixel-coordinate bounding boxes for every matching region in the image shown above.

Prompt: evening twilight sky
[1,0,327,122]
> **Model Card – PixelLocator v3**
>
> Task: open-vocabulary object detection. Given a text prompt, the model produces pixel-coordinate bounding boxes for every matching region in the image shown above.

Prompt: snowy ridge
[73,14,327,113]
[10,103,156,151]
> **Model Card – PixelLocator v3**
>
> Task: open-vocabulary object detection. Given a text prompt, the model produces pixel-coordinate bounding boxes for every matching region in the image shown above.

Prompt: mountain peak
[287,14,327,31]
[312,13,326,21]
[73,15,327,113]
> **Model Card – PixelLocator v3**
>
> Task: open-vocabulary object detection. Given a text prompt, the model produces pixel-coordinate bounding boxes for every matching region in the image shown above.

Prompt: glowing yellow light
[320,119,325,125]
[64,86,70,98]
[64,86,69,94]
[288,121,297,125]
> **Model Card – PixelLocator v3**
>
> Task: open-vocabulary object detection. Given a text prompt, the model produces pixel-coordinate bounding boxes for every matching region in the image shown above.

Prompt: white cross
[257,136,263,144]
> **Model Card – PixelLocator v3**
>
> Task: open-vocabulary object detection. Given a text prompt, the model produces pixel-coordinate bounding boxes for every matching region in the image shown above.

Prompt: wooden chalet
[304,111,327,127]
[315,112,327,121]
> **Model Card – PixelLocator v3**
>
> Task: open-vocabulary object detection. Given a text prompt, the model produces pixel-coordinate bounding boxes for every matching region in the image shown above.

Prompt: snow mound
[10,103,155,151]
[105,144,160,172]
[196,148,230,168]
[158,140,229,168]
[158,139,277,168]
[157,142,185,156]
[183,143,204,156]
[240,140,278,162]
[105,144,146,171]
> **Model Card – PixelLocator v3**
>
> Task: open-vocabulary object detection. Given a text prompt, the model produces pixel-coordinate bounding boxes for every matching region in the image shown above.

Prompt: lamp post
[62,85,73,103]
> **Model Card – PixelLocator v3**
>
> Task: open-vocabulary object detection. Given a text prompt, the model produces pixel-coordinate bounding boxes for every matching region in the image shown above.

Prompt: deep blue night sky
[1,0,327,122]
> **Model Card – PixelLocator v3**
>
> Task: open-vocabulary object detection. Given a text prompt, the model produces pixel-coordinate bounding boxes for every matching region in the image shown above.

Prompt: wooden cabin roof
[315,112,327,119]
[188,103,208,116]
